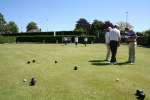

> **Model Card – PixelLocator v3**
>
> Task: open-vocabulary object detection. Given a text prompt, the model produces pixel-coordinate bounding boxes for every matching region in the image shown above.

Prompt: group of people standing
[64,36,88,46]
[105,24,137,65]
[74,36,88,46]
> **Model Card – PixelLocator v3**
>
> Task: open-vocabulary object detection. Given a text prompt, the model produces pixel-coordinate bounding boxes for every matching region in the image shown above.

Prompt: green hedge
[144,30,150,46]
[16,36,61,43]
[144,36,150,46]
[16,36,96,43]
[1,34,147,45]
[56,31,81,36]
[137,36,145,45]
[2,31,81,36]
[0,35,16,43]
[2,32,54,36]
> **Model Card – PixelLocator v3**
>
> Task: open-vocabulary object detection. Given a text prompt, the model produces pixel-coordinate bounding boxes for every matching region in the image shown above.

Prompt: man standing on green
[75,36,78,46]
[108,25,121,64]
[105,27,112,61]
[125,28,137,64]
[84,37,88,47]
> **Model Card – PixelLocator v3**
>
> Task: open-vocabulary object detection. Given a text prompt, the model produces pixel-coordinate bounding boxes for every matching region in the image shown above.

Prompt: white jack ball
[116,78,120,82]
[23,79,27,82]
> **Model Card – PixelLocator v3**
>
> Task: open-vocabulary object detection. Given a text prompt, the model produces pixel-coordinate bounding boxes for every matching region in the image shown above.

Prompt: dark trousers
[64,41,67,45]
[84,41,87,46]
[110,41,119,62]
[75,42,78,46]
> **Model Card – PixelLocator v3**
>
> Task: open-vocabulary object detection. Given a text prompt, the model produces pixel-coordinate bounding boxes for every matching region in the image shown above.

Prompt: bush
[0,35,16,43]
[2,32,54,36]
[16,36,62,43]
[16,35,96,44]
[1,31,96,44]
[94,32,105,43]
[137,36,145,45]
[143,30,150,46]
[56,31,81,36]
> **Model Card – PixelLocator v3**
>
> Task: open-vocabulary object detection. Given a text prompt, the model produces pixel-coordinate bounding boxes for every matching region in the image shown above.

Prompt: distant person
[125,28,137,64]
[64,37,68,45]
[105,27,112,61]
[108,25,121,64]
[75,36,78,46]
[84,37,88,47]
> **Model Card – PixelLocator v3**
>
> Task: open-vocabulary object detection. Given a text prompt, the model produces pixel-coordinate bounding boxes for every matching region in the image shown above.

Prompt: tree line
[0,12,150,45]
[0,12,134,34]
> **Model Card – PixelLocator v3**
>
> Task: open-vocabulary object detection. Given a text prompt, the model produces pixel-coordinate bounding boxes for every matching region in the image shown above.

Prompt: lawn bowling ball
[32,59,35,63]
[137,92,145,100]
[30,77,37,86]
[54,60,58,64]
[135,90,142,96]
[74,66,78,70]
[27,61,30,64]
[23,79,27,82]
[135,89,145,100]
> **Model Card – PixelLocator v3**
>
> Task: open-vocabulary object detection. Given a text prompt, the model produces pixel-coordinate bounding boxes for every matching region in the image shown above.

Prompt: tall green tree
[26,21,38,32]
[90,20,104,36]
[6,21,19,33]
[0,13,7,33]
[74,18,90,35]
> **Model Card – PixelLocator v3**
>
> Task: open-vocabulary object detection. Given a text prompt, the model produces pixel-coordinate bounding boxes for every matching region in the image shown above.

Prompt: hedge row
[56,31,81,36]
[16,36,96,43]
[0,35,16,43]
[0,34,148,46]
[1,32,54,36]
[1,31,82,36]
[144,35,150,46]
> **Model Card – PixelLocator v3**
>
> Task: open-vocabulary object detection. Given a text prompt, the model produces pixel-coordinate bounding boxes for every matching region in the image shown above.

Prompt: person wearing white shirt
[105,27,112,61]
[84,37,88,47]
[64,37,68,45]
[108,25,121,64]
[75,36,78,46]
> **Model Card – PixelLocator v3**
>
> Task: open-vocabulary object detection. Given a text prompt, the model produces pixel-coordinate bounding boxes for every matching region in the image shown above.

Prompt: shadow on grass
[89,59,109,66]
[89,59,132,66]
[91,62,110,66]
[116,61,133,66]
[88,60,106,62]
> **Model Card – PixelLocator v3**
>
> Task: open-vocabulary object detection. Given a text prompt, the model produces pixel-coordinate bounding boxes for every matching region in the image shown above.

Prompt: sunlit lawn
[0,43,150,100]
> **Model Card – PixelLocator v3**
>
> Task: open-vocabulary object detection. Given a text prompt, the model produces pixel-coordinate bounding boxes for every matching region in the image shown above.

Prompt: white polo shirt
[108,28,121,41]
[75,37,78,42]
[84,37,88,42]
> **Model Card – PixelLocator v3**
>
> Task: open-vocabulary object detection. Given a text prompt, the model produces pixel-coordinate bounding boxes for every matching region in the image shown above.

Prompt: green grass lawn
[0,43,150,100]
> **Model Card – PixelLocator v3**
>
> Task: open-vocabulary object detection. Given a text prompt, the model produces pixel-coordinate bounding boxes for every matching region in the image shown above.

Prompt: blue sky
[0,0,150,32]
